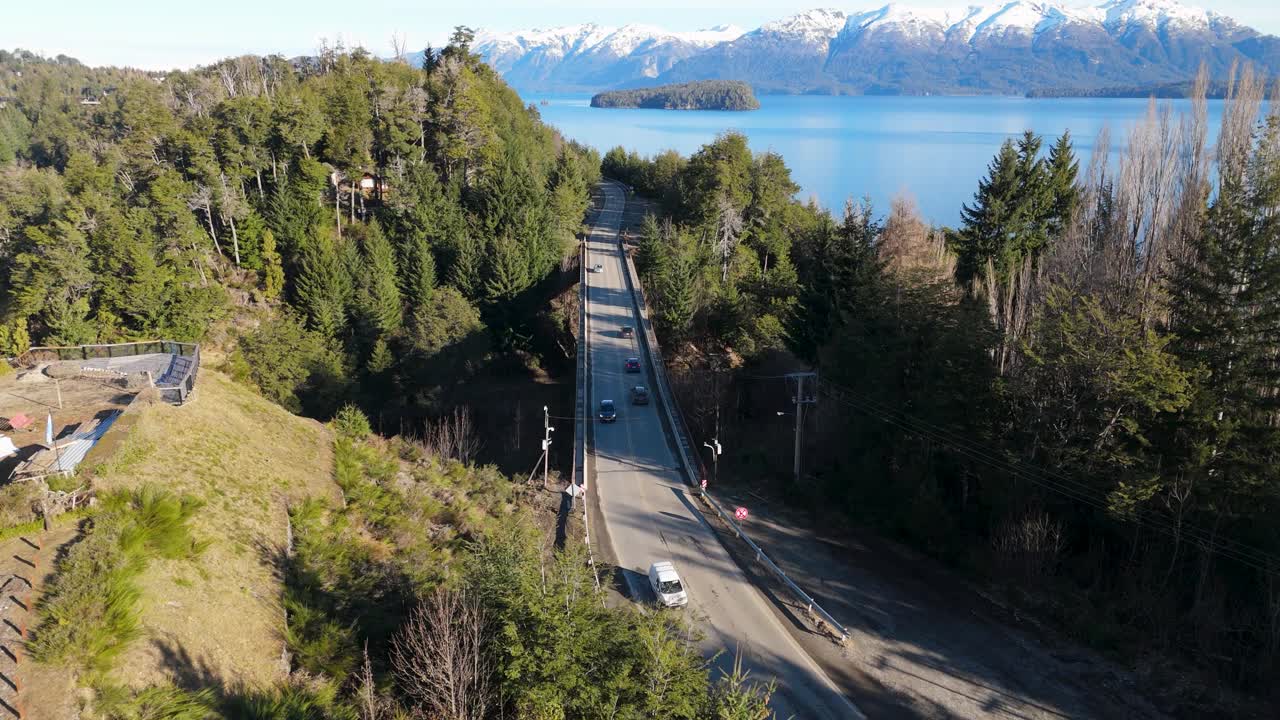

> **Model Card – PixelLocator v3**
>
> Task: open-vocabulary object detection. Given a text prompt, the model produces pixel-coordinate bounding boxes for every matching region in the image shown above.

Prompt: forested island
[1027,80,1233,99]
[590,80,760,111]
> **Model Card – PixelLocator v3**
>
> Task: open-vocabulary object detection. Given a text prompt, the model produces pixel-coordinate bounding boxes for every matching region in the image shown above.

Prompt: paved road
[584,181,860,719]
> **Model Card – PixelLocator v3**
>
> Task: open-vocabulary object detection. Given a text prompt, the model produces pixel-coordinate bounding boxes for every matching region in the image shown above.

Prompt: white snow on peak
[759,8,849,41]
[474,1,1229,64]
[835,1,1219,44]
[475,23,613,57]
[473,22,743,60]
[1098,0,1216,31]
[841,3,1091,43]
[846,4,971,37]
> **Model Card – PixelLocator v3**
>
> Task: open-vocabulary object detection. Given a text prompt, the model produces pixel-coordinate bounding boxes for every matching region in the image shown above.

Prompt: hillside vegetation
[23,370,336,718]
[605,68,1280,711]
[0,34,598,437]
[20,389,783,717]
[3,33,786,719]
[590,81,759,111]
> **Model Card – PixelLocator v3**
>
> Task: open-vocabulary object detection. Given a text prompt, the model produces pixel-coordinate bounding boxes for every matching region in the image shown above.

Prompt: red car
[625,358,641,373]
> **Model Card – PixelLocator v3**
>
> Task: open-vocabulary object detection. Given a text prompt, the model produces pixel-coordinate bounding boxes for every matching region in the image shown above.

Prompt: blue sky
[2,1,1278,70]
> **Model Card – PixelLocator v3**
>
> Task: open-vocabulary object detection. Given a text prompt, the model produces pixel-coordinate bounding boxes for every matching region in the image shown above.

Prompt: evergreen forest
[604,68,1280,707]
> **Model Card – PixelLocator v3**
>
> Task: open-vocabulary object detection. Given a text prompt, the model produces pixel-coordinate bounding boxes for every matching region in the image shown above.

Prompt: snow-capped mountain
[466,1,1280,95]
[453,23,744,91]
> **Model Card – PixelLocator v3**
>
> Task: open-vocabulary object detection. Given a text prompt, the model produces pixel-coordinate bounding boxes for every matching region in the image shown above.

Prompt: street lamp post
[702,439,721,488]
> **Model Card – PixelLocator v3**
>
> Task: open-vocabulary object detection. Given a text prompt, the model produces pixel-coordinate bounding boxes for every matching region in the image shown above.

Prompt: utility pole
[786,372,818,484]
[542,405,554,491]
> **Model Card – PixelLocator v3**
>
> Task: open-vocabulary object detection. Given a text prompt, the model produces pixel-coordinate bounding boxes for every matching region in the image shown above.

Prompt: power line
[817,378,1280,571]
[813,376,1280,575]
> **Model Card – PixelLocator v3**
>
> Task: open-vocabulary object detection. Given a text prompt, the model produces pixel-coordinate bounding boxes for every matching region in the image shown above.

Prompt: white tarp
[0,435,17,459]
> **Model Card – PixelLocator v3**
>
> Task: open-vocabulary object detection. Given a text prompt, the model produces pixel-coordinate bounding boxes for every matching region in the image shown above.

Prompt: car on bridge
[631,386,649,405]
[598,399,617,423]
[625,357,641,373]
[648,561,688,607]
[620,326,634,339]
[590,263,603,273]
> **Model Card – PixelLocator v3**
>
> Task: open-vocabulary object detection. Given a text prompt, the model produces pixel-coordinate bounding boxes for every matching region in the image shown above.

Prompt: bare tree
[714,193,743,284]
[992,509,1066,582]
[356,644,387,720]
[878,193,953,283]
[188,184,223,257]
[391,588,494,720]
[423,407,481,465]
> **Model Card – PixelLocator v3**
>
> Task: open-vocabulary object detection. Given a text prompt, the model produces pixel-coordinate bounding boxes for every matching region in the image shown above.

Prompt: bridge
[576,180,861,719]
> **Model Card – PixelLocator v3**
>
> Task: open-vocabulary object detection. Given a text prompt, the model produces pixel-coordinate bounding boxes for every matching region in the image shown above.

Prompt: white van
[647,561,688,607]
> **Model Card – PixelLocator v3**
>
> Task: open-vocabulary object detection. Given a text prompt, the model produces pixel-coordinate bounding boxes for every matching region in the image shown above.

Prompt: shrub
[30,485,206,672]
[332,405,371,441]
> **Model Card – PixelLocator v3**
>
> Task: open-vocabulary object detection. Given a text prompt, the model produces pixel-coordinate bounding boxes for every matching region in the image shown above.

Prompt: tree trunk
[336,189,342,238]
[229,213,242,267]
[256,169,264,200]
[204,206,223,257]
[190,242,208,286]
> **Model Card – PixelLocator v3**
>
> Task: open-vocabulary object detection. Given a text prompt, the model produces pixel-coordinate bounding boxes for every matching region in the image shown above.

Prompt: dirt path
[0,527,82,720]
[710,490,1167,720]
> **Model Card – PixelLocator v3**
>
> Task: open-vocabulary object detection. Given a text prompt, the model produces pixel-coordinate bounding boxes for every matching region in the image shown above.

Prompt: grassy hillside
[23,371,338,718]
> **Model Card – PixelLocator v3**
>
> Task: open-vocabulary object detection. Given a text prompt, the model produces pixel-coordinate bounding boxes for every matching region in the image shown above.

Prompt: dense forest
[0,37,600,427]
[604,68,1280,709]
[590,81,760,111]
[0,35,784,720]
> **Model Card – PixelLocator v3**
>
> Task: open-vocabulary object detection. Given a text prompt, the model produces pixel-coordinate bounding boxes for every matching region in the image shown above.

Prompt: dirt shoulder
[705,488,1168,720]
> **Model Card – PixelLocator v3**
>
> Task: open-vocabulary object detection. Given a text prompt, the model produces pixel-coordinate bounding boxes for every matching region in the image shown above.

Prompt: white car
[591,263,603,273]
[648,561,688,607]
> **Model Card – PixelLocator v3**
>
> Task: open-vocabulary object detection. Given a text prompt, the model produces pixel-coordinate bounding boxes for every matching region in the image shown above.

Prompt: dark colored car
[598,399,617,423]
[620,326,634,339]
[631,386,649,405]
[625,357,641,373]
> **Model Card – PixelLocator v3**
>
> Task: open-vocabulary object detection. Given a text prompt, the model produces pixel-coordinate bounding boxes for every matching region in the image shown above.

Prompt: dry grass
[81,370,338,696]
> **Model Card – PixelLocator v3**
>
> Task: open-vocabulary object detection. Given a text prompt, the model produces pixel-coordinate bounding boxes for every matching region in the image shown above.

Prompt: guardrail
[610,183,850,642]
[577,195,600,595]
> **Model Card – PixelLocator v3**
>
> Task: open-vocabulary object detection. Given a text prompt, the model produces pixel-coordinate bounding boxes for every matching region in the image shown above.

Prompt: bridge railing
[576,197,600,594]
[611,186,850,642]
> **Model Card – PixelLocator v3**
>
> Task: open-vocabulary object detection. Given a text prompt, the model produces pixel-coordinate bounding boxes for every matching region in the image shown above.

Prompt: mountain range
[441,1,1280,95]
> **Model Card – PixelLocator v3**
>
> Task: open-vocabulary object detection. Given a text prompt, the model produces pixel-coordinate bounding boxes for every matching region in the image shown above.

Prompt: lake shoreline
[527,92,1229,225]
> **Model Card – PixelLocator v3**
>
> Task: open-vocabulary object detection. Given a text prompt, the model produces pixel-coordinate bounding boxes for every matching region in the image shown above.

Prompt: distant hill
[457,1,1280,96]
[590,80,760,110]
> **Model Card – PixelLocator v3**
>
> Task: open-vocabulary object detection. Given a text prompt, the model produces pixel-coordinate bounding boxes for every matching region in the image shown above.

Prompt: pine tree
[366,336,394,374]
[296,233,352,338]
[1169,114,1280,516]
[402,233,437,311]
[636,214,669,280]
[1045,131,1080,239]
[483,234,531,304]
[657,234,699,340]
[1011,130,1054,260]
[449,231,484,300]
[354,222,403,337]
[952,140,1021,290]
[261,229,285,301]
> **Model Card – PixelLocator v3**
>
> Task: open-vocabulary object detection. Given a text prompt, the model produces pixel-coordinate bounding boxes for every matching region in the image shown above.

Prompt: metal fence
[19,340,201,406]
[611,185,850,641]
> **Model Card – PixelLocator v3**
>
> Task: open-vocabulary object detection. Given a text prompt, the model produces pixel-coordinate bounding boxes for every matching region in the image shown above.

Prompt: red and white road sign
[700,477,707,490]
[734,506,749,521]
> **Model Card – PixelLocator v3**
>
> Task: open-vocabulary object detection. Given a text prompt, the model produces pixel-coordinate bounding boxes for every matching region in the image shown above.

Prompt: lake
[523,93,1228,226]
